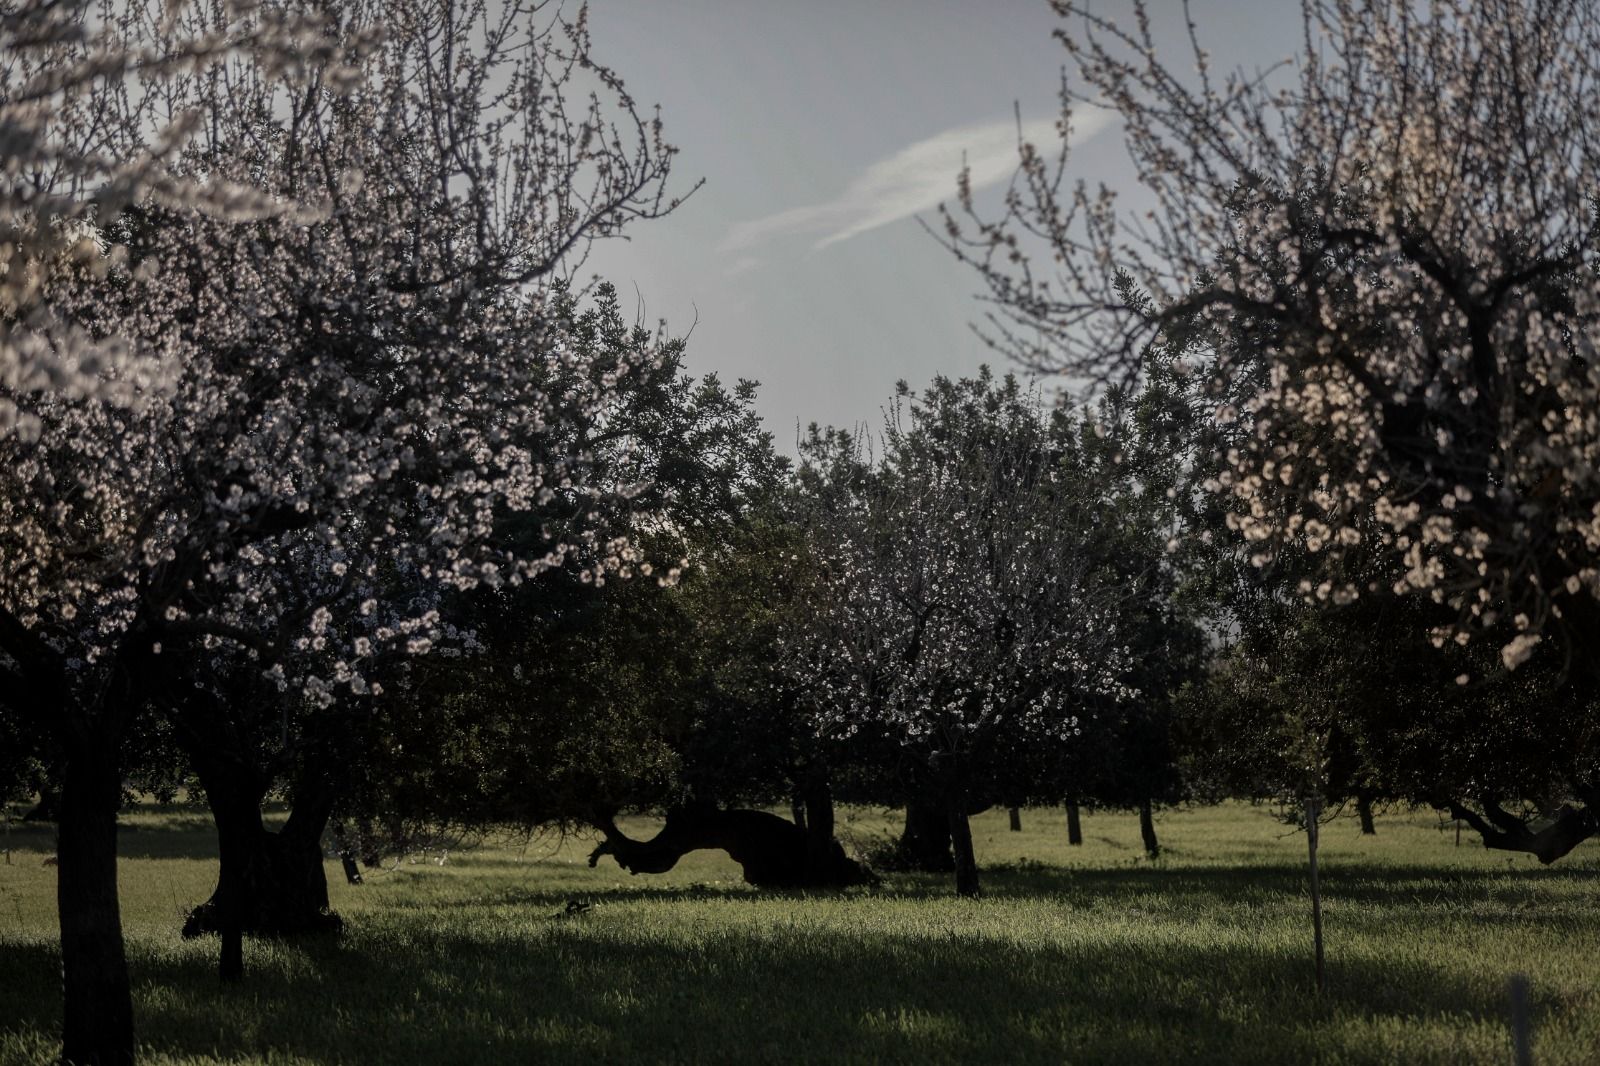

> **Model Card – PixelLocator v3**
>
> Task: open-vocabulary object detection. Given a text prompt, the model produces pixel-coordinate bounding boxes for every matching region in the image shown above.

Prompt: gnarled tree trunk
[183,763,341,980]
[589,805,873,888]
[1440,795,1599,865]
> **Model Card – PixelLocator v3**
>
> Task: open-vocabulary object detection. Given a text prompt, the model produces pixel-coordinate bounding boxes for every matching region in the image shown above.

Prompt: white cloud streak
[720,111,1113,257]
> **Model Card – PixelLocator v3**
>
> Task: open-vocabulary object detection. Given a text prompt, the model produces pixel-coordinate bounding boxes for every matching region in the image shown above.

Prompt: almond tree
[0,0,689,1058]
[786,371,1140,896]
[946,0,1600,861]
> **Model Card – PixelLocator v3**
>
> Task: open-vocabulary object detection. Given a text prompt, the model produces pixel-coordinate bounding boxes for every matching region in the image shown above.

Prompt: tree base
[182,899,344,940]
[182,832,343,940]
[893,801,955,872]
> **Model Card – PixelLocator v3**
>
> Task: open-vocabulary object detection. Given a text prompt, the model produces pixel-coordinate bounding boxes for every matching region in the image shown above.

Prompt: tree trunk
[899,800,954,871]
[1139,798,1160,859]
[332,819,366,877]
[1439,795,1599,864]
[57,743,134,1066]
[802,780,836,881]
[1066,802,1083,845]
[590,805,873,888]
[947,785,980,897]
[22,781,59,822]
[1007,806,1022,832]
[330,822,364,885]
[790,794,807,831]
[1356,792,1376,835]
[183,765,341,963]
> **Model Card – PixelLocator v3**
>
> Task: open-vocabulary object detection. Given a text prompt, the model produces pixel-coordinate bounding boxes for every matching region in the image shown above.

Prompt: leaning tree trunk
[184,764,341,980]
[1065,802,1083,846]
[1139,798,1160,859]
[946,784,980,898]
[590,805,873,888]
[330,821,365,885]
[1356,792,1377,835]
[56,736,134,1066]
[1007,806,1022,832]
[899,800,955,871]
[1438,794,1600,864]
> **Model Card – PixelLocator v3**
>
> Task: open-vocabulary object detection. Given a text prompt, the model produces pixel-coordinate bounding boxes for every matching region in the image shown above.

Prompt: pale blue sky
[584,0,1302,447]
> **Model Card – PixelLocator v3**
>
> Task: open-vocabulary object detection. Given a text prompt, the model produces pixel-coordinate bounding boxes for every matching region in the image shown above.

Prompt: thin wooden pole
[1306,795,1325,995]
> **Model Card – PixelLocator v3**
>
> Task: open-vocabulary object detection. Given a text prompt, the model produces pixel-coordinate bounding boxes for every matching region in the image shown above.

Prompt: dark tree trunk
[802,780,836,881]
[22,782,59,822]
[590,805,873,888]
[1439,795,1599,864]
[57,743,134,1066]
[899,800,955,872]
[1356,792,1377,835]
[1139,798,1160,859]
[1007,806,1022,832]
[330,822,364,885]
[183,765,341,967]
[947,786,980,897]
[1066,802,1083,846]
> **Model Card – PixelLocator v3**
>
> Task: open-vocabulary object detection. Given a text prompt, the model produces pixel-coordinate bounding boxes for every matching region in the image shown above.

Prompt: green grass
[2,801,1598,1064]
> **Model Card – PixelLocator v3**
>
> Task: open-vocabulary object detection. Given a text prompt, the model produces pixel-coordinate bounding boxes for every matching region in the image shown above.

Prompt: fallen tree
[588,807,875,888]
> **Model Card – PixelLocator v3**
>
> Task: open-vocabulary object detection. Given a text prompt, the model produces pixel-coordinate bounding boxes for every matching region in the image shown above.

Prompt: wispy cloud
[720,111,1112,259]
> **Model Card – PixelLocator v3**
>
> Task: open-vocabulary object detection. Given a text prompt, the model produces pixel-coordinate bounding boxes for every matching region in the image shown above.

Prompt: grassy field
[1,801,1598,1065]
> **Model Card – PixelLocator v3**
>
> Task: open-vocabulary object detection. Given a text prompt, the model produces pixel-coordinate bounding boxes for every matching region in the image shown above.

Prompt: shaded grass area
[2,802,1599,1064]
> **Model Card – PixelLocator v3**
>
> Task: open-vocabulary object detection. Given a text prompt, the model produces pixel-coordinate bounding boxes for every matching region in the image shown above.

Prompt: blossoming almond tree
[165,284,693,967]
[786,371,1139,897]
[0,0,690,1058]
[944,0,1600,862]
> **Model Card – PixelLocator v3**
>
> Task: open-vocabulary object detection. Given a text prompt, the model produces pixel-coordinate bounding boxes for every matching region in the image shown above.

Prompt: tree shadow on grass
[0,909,1533,1066]
[7,835,1596,1064]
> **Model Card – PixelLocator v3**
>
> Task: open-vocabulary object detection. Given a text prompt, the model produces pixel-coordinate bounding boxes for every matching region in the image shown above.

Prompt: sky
[582,0,1304,450]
